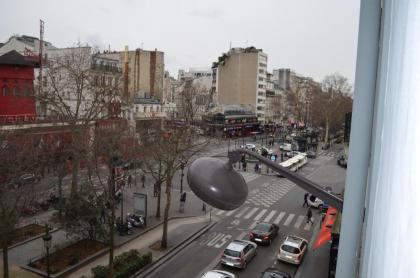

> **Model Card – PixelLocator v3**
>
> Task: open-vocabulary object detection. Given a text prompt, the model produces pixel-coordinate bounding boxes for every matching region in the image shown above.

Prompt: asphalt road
[146,143,345,278]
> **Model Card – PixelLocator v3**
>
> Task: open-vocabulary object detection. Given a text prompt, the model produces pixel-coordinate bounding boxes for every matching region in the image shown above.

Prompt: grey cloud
[187,9,221,18]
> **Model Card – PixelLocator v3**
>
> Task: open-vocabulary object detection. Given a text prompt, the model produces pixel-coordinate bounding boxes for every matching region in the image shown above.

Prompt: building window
[13,86,20,96]
[259,69,265,74]
[258,84,264,89]
[143,106,146,112]
[136,106,139,113]
[2,86,8,96]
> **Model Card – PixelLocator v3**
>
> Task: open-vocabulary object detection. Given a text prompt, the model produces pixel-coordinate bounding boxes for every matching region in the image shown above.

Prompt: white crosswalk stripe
[225,209,237,216]
[263,210,277,222]
[240,172,260,183]
[254,209,267,221]
[274,212,286,224]
[294,215,305,229]
[211,207,313,232]
[235,207,250,218]
[283,214,295,226]
[244,208,259,219]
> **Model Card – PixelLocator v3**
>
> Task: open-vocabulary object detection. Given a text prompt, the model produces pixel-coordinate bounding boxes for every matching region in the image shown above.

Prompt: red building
[0,50,38,122]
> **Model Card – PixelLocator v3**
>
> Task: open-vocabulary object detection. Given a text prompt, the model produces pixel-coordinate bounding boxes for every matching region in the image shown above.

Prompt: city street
[146,141,345,278]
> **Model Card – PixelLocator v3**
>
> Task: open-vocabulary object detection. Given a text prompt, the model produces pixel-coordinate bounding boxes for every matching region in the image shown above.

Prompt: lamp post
[180,162,185,194]
[187,149,343,211]
[42,224,52,278]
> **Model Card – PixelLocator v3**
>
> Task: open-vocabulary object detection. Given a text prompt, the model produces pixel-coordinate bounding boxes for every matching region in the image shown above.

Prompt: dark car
[306,151,317,158]
[249,222,279,245]
[261,267,291,278]
[337,155,347,168]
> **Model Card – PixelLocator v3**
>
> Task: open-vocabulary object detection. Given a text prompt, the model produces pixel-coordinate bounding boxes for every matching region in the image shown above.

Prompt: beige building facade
[99,48,165,101]
[214,47,267,123]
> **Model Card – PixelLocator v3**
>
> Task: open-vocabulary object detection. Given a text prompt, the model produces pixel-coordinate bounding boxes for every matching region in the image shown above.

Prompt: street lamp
[187,149,343,211]
[180,162,185,194]
[42,224,52,278]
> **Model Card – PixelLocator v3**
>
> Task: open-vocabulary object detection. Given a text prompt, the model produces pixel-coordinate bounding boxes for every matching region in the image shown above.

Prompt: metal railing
[231,149,344,211]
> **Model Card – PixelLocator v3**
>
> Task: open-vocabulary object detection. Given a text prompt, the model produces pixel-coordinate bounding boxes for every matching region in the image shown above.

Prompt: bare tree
[312,73,353,143]
[0,131,39,278]
[38,45,122,197]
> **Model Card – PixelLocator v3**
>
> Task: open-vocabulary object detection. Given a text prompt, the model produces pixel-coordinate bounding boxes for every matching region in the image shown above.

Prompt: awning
[312,207,338,250]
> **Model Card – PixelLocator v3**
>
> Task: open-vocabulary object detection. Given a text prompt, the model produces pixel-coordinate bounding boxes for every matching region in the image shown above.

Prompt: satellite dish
[187,157,248,210]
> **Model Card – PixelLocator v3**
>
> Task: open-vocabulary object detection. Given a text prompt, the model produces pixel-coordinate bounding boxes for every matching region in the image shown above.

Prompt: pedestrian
[242,161,247,172]
[303,192,309,207]
[153,182,159,197]
[306,208,313,224]
[141,175,146,188]
[127,174,132,188]
[179,192,187,212]
[202,202,207,212]
[254,163,259,173]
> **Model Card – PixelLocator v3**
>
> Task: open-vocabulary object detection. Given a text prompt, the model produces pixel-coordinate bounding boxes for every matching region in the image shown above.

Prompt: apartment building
[212,47,267,123]
[99,48,165,102]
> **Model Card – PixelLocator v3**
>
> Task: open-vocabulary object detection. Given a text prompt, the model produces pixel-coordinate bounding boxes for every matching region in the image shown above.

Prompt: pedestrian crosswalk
[245,178,295,207]
[318,150,340,158]
[213,206,312,231]
[239,172,260,183]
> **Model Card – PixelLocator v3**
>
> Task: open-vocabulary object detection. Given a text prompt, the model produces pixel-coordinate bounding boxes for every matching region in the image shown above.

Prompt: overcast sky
[1,0,360,84]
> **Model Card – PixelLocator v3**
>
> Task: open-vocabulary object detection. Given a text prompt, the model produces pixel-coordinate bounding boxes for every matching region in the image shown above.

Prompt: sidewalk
[71,215,212,277]
[295,213,330,278]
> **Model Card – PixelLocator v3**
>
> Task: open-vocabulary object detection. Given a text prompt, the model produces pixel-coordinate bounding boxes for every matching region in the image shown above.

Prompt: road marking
[216,210,225,216]
[304,222,312,231]
[294,215,305,229]
[263,210,277,222]
[235,207,250,218]
[225,209,237,216]
[274,212,286,224]
[283,214,295,226]
[236,232,248,240]
[248,221,258,230]
[254,209,267,221]
[214,234,232,249]
[244,207,259,219]
[207,233,225,247]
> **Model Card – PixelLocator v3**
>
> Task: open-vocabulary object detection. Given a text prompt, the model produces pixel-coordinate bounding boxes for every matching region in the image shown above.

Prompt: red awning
[312,207,338,250]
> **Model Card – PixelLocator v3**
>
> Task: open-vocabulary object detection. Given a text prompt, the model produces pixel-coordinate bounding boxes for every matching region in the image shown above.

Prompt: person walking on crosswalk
[306,208,313,225]
[303,192,309,207]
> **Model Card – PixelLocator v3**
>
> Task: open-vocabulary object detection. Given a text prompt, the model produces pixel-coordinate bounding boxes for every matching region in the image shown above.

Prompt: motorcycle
[115,217,133,236]
[126,213,145,228]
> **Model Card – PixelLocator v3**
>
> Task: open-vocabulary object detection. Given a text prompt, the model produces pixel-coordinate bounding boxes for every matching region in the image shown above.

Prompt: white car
[258,147,273,156]
[201,270,236,278]
[277,235,308,265]
[240,144,256,151]
[307,194,323,209]
[220,240,258,269]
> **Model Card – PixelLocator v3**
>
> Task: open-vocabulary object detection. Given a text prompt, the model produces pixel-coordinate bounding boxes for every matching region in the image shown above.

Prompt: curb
[2,226,61,252]
[135,220,217,278]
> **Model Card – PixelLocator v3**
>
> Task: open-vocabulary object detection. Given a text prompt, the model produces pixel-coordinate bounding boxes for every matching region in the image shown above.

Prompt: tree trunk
[324,118,330,145]
[58,174,63,222]
[156,181,161,218]
[107,169,115,278]
[70,155,79,197]
[2,243,9,278]
[160,178,172,249]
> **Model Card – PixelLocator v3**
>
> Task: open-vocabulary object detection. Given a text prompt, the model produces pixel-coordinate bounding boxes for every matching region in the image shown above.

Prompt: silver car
[201,270,236,278]
[220,240,257,269]
[277,235,308,265]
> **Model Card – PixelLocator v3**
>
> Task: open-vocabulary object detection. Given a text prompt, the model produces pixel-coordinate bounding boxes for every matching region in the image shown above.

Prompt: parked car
[240,144,256,151]
[249,222,279,245]
[277,235,308,265]
[201,270,236,278]
[258,147,273,156]
[260,267,291,278]
[307,194,324,209]
[220,240,257,269]
[285,151,300,158]
[337,155,347,168]
[279,143,292,152]
[306,151,317,158]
